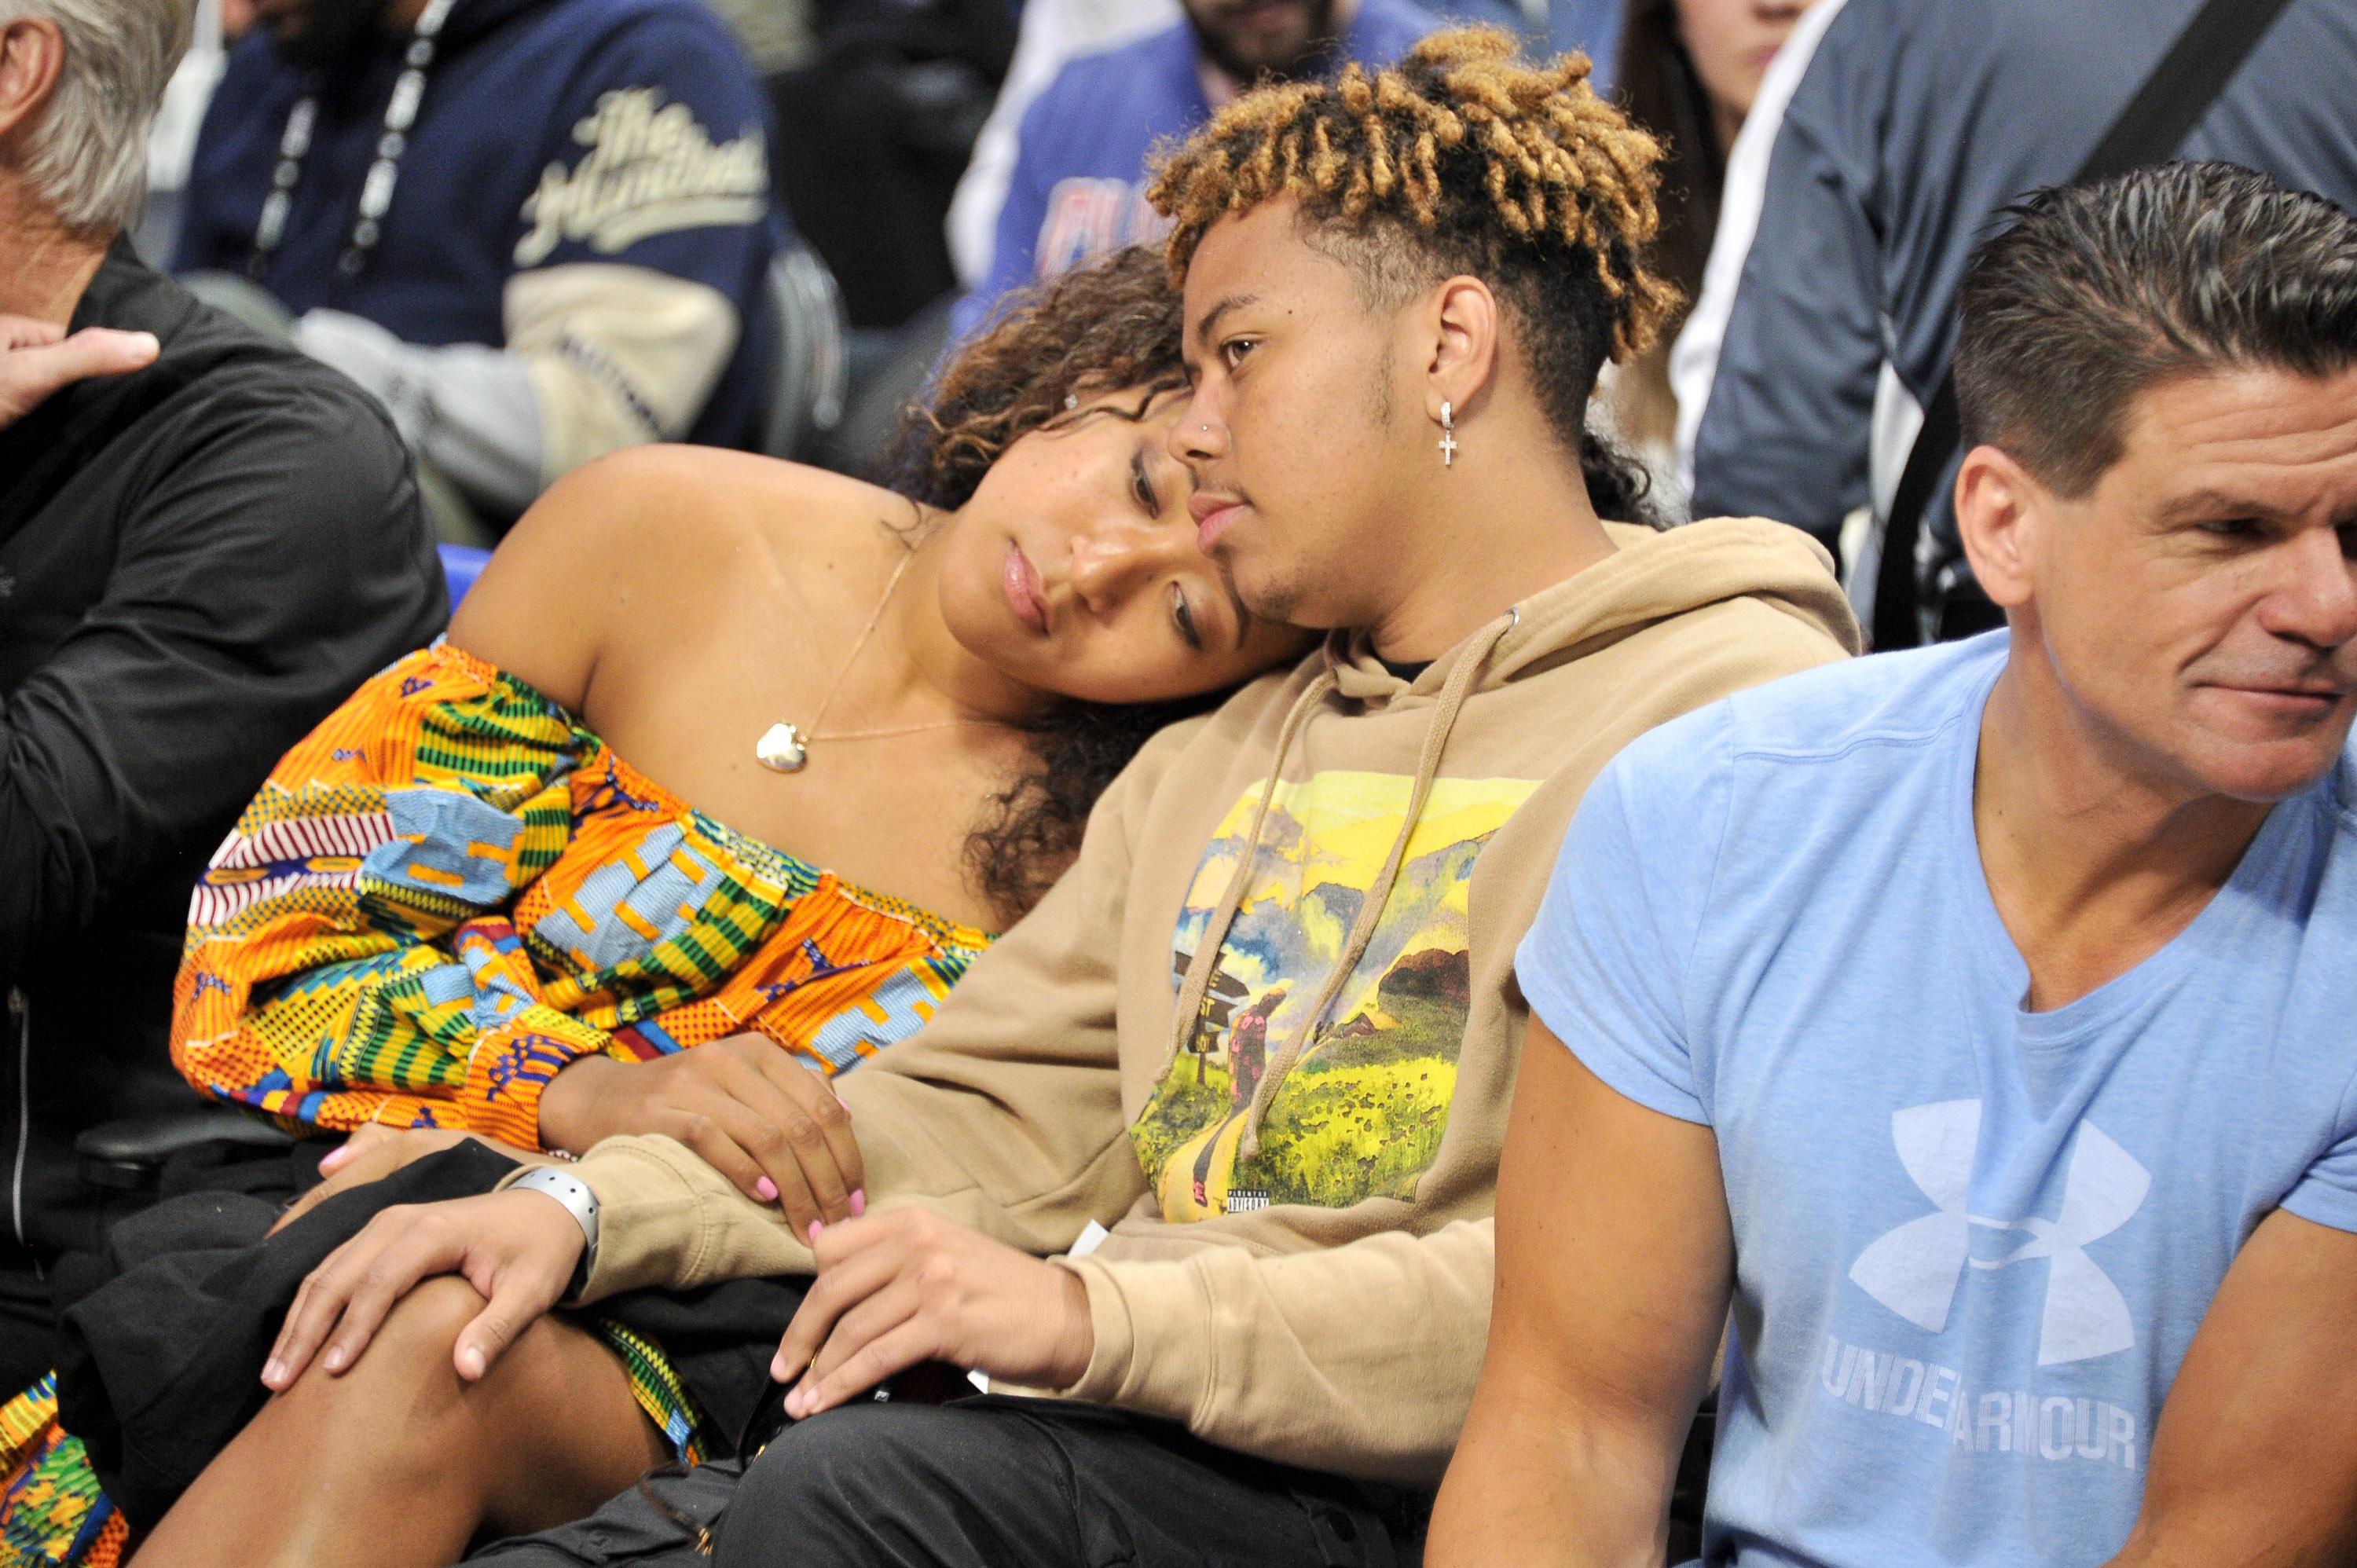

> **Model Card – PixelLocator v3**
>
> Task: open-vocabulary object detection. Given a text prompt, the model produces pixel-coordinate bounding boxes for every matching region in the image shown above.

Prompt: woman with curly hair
[0,247,1308,1566]
[123,30,1857,1568]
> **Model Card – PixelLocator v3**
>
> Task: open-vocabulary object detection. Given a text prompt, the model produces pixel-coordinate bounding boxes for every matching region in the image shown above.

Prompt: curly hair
[1146,28,1681,510]
[886,248,1248,926]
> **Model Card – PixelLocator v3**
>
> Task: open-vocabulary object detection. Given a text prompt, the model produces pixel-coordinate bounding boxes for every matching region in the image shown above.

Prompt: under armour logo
[1849,1100,2150,1367]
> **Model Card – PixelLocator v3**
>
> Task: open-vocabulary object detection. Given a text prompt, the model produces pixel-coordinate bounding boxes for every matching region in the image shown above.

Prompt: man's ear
[1423,275,1500,426]
[1955,443,2047,610]
[0,16,64,152]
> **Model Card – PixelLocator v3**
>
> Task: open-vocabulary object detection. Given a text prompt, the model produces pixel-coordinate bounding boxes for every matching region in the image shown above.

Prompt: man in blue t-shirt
[175,0,783,533]
[951,0,1440,339]
[1430,163,2357,1566]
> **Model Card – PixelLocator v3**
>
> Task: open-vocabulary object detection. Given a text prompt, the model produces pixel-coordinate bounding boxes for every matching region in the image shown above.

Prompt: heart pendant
[755,722,808,773]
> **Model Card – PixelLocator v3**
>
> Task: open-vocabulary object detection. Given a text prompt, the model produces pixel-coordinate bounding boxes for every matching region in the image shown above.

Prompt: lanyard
[247,0,459,282]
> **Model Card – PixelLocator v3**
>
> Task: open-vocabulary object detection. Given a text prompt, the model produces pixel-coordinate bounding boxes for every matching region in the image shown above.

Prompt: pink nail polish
[849,1189,866,1218]
[756,1176,779,1201]
[808,1218,823,1243]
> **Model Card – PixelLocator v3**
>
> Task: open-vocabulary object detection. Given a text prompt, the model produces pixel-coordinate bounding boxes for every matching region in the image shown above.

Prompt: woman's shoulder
[448,446,909,705]
[504,445,899,570]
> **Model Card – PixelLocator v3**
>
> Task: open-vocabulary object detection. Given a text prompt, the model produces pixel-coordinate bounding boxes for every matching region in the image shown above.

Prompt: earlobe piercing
[1439,401,1457,467]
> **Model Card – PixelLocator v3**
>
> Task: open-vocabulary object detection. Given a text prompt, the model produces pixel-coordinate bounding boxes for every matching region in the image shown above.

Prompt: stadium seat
[758,240,851,463]
[439,543,492,611]
[76,1107,295,1191]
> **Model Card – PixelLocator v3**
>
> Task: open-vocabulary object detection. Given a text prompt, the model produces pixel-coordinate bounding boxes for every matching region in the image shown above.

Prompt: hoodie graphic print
[1138,771,1538,1221]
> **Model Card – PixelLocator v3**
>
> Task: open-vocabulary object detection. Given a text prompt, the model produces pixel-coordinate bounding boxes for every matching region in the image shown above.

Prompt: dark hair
[888,247,1246,925]
[1956,161,2357,498]
[1147,28,1679,526]
[1611,0,1722,308]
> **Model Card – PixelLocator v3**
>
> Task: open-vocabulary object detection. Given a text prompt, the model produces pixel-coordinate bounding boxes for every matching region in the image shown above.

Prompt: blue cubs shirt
[1516,633,2357,1567]
[956,0,1439,337]
[174,0,782,447]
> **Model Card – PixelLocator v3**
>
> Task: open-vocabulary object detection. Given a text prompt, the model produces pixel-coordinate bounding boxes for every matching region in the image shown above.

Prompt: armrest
[75,1108,297,1191]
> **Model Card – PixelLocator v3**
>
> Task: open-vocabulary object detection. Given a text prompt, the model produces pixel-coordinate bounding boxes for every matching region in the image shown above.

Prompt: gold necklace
[754,546,1002,774]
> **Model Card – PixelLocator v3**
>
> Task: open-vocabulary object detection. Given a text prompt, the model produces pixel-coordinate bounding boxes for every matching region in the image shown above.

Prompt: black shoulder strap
[1869,0,2301,650]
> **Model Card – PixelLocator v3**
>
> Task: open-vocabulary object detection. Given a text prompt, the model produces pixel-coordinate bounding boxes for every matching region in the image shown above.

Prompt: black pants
[710,1397,1417,1568]
[0,1263,58,1396]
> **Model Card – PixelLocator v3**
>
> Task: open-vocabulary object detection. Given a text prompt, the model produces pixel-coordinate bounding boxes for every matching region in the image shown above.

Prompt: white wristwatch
[511,1164,600,1301]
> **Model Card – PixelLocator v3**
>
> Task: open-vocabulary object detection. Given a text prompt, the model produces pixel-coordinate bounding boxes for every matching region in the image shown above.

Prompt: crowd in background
[123,0,1800,536]
[2,0,2355,1564]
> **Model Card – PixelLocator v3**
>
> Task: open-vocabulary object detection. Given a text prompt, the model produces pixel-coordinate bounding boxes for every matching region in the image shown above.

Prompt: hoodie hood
[1172,518,1858,1159]
[1329,518,1860,706]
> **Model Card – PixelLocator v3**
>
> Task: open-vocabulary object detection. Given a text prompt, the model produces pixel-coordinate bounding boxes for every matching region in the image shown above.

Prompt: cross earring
[1439,401,1457,467]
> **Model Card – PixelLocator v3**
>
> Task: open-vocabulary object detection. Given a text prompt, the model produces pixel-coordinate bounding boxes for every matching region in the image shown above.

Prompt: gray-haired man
[0,0,443,1388]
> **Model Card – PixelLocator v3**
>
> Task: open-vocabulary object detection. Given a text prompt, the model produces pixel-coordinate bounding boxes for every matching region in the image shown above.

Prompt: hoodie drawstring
[1167,668,1337,1072]
[1165,610,1522,1163]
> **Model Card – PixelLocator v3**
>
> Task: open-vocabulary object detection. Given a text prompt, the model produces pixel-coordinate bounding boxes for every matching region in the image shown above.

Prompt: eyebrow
[2154,488,2282,526]
[1192,293,1259,350]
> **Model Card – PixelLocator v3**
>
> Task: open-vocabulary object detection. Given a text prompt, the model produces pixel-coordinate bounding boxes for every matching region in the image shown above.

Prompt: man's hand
[268,1123,539,1236]
[261,1189,585,1392]
[537,1037,864,1234]
[772,1208,1094,1419]
[0,315,156,427]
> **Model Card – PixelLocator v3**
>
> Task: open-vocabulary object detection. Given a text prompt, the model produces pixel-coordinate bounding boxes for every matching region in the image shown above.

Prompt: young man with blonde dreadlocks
[130,32,1857,1568]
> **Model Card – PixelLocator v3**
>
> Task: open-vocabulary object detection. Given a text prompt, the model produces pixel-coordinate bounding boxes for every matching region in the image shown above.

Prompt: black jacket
[0,244,445,1261]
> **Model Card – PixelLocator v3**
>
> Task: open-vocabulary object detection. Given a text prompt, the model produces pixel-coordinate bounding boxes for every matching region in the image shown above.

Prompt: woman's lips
[1003,541,1049,635]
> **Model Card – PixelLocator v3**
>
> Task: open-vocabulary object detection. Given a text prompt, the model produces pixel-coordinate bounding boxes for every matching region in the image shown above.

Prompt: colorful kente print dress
[0,643,991,1565]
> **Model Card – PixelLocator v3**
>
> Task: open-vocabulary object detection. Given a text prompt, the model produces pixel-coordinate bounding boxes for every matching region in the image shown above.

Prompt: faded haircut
[1146,28,1678,521]
[1955,161,2357,498]
[0,0,193,237]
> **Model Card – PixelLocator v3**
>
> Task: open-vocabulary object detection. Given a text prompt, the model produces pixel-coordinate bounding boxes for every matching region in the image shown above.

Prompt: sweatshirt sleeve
[0,376,437,987]
[950,82,1062,342]
[1687,101,1882,551]
[1057,1220,1494,1486]
[569,722,1189,1295]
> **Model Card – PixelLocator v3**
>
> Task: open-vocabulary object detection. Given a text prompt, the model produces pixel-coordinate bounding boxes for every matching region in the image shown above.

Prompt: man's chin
[2180,710,2355,803]
[1228,562,1302,631]
[1186,1,1336,83]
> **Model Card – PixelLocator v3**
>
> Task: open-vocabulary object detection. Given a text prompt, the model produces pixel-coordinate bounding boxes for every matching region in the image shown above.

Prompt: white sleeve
[291,262,739,521]
[290,308,546,520]
[503,262,740,484]
[1667,0,1851,492]
[944,0,1180,286]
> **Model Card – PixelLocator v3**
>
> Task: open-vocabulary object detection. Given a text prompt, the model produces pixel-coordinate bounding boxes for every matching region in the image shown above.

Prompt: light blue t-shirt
[1516,633,2357,1568]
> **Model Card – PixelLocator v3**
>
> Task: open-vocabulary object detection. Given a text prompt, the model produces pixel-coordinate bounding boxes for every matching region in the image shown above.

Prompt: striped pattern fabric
[0,1379,125,1568]
[592,1318,716,1463]
[173,642,992,1148]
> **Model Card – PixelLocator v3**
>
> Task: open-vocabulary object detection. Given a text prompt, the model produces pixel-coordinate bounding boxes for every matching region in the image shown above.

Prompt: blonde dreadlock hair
[1147,29,1682,519]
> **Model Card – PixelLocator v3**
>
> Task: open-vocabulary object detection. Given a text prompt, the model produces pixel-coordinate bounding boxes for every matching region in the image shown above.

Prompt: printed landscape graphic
[1132,770,1536,1221]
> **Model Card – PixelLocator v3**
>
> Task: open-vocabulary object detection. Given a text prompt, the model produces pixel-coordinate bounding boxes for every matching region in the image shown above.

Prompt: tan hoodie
[552,518,1858,1484]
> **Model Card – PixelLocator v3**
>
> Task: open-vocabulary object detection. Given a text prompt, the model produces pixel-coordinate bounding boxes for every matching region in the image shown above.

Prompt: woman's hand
[269,1123,537,1236]
[770,1208,1094,1419]
[536,1037,865,1233]
[262,1189,587,1391]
